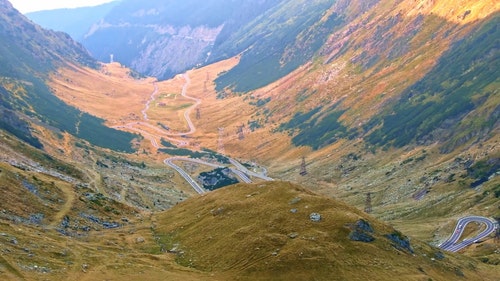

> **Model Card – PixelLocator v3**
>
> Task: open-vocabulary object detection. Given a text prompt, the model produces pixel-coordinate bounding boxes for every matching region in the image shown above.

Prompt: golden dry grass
[49,57,300,163]
[152,181,498,281]
[49,63,157,125]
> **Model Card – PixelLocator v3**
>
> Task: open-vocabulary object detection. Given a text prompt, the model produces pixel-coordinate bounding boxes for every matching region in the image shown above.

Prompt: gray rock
[348,219,375,243]
[309,213,321,222]
[385,232,414,254]
[211,207,225,216]
[434,251,445,260]
[168,244,180,253]
[355,219,374,233]
[349,230,375,242]
[290,208,298,214]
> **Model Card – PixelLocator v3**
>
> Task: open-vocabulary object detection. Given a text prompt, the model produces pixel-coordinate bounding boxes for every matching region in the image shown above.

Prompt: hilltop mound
[153,182,492,280]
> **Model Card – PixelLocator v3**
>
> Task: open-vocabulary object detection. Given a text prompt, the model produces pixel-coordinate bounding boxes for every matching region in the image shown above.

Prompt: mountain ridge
[26,1,119,41]
[79,0,285,79]
[0,0,138,152]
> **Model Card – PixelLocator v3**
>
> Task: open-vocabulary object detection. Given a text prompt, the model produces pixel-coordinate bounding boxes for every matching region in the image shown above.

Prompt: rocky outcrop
[385,231,414,254]
[131,25,224,79]
[78,0,284,79]
[84,22,223,79]
[348,219,375,243]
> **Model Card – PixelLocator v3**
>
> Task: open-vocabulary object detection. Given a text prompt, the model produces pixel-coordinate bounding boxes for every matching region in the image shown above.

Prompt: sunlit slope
[0,0,137,152]
[49,63,156,125]
[153,182,497,281]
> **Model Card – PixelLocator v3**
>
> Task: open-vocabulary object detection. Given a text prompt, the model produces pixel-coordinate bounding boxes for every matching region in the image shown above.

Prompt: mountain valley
[0,0,499,280]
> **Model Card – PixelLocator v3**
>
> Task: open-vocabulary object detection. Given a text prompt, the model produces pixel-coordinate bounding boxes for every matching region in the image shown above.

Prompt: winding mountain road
[164,157,267,194]
[108,71,500,254]
[142,83,158,121]
[179,73,200,135]
[439,216,497,252]
[114,72,272,194]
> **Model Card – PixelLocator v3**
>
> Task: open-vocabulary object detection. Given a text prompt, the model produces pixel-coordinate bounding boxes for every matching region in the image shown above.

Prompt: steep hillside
[214,0,349,92]
[0,0,137,152]
[81,0,284,79]
[0,0,95,76]
[214,0,499,154]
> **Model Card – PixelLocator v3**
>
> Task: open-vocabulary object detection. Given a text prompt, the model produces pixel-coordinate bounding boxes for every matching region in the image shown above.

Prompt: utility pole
[196,108,201,120]
[299,156,307,176]
[365,192,372,213]
[237,125,245,140]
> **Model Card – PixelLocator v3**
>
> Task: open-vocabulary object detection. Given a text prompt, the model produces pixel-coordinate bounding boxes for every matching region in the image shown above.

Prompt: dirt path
[49,181,76,228]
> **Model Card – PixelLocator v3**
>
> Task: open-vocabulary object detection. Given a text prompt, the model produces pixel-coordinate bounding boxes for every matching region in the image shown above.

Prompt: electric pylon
[299,156,307,176]
[365,192,372,213]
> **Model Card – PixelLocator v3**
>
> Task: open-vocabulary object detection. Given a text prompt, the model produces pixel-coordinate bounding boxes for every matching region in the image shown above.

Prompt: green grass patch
[366,16,499,151]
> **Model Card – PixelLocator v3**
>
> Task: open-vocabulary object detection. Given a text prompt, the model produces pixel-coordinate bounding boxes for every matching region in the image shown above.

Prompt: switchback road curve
[113,71,272,194]
[439,216,497,252]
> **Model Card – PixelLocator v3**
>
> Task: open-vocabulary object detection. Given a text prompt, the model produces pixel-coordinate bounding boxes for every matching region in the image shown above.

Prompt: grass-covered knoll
[153,182,492,280]
[366,14,499,151]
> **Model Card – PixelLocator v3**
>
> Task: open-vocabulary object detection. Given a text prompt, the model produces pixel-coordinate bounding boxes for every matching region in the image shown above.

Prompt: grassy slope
[153,182,497,280]
[0,139,497,280]
[0,1,137,153]
[0,124,207,280]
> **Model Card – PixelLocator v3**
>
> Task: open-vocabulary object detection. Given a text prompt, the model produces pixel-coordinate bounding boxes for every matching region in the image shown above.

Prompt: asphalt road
[164,158,206,194]
[229,158,273,181]
[439,216,497,252]
[164,157,266,194]
[112,72,271,194]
